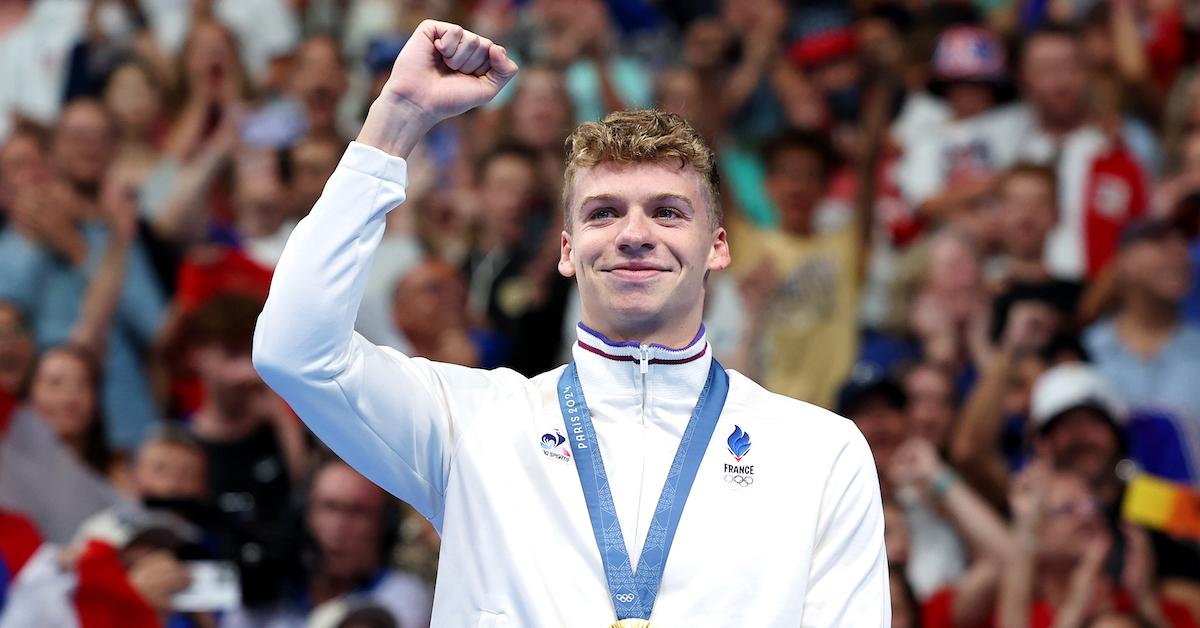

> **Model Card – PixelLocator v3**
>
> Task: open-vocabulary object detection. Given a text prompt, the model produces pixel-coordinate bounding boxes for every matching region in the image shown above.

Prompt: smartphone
[171,561,242,612]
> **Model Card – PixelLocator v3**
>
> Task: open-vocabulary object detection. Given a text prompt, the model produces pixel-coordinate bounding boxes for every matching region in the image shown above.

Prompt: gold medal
[609,620,651,628]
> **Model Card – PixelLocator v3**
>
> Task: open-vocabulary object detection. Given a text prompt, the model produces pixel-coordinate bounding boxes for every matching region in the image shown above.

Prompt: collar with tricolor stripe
[574,323,708,368]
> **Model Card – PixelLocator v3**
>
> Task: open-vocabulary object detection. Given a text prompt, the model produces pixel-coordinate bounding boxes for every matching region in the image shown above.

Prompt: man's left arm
[799,425,890,627]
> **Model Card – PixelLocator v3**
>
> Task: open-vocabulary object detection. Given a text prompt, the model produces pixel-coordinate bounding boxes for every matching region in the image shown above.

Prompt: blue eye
[589,208,616,220]
[655,207,680,219]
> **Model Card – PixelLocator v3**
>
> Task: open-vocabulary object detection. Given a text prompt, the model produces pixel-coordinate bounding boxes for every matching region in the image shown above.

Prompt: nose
[615,208,655,252]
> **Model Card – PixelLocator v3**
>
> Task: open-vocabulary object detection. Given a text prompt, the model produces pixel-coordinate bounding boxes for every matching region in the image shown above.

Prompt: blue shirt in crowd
[0,223,165,450]
[1084,319,1200,484]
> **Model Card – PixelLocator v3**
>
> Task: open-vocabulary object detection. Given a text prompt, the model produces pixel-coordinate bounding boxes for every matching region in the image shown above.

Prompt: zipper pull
[639,344,650,374]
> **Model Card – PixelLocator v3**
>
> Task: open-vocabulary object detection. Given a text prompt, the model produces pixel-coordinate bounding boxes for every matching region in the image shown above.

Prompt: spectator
[993,467,1193,628]
[1084,219,1200,484]
[182,293,307,524]
[0,125,51,225]
[1028,363,1127,507]
[903,362,959,451]
[1010,25,1148,280]
[100,60,168,189]
[23,344,113,478]
[907,228,989,372]
[182,292,309,606]
[731,128,872,408]
[462,141,570,373]
[985,164,1085,352]
[0,526,200,628]
[950,300,1068,507]
[0,99,166,451]
[0,303,33,404]
[225,458,433,628]
[987,163,1067,287]
[838,365,907,473]
[899,25,1012,217]
[74,423,210,549]
[496,65,573,195]
[288,134,344,220]
[164,20,252,162]
[886,434,1013,612]
[288,34,350,142]
[392,257,479,367]
[0,368,125,545]
[532,0,652,124]
[172,149,292,315]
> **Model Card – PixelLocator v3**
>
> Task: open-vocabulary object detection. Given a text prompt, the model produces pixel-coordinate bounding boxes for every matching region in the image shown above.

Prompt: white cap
[1030,363,1126,429]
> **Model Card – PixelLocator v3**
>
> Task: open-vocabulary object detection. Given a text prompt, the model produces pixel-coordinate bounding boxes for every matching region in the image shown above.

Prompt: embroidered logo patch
[727,425,751,460]
[540,431,571,462]
[724,425,754,487]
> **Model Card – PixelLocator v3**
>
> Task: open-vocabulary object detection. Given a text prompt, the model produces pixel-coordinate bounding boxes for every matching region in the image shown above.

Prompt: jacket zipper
[633,343,651,569]
[638,344,650,426]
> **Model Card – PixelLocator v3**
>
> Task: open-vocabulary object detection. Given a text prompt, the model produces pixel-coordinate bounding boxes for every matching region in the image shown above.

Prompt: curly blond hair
[562,109,721,230]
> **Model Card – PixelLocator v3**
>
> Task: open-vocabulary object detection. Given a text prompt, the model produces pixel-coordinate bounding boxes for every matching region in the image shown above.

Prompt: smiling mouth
[606,267,666,281]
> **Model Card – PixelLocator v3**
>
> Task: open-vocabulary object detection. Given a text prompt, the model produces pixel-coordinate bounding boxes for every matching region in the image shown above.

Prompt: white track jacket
[253,142,890,627]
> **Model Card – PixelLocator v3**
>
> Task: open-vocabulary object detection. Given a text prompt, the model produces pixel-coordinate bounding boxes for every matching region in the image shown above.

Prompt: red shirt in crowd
[923,585,1198,628]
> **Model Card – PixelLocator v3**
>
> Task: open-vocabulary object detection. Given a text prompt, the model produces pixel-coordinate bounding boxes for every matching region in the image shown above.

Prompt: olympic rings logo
[615,593,637,603]
[724,474,754,487]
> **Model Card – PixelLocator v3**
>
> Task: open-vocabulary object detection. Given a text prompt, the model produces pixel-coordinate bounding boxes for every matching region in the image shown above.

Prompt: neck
[779,211,815,237]
[63,433,87,460]
[1115,294,1178,357]
[1036,563,1076,608]
[308,570,359,607]
[1007,256,1051,282]
[1121,293,1177,334]
[580,318,703,350]
[1037,109,1086,139]
[191,402,258,443]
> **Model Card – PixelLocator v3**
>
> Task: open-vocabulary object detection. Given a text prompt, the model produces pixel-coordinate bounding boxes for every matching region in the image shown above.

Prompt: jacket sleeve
[799,424,891,627]
[252,142,511,528]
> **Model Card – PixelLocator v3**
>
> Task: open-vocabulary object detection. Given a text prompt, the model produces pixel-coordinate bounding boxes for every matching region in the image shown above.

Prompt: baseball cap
[788,4,858,69]
[836,362,907,417]
[931,26,1007,83]
[1030,363,1125,431]
[1118,217,1187,250]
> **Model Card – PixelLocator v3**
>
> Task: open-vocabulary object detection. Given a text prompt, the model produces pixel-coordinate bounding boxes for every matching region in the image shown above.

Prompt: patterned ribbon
[557,359,729,621]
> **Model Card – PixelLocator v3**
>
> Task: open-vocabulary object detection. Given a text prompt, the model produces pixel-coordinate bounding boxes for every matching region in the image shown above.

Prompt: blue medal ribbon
[557,359,729,621]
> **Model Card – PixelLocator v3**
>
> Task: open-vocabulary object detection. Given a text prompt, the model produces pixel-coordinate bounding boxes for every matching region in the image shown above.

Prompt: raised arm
[68,174,139,357]
[252,21,518,525]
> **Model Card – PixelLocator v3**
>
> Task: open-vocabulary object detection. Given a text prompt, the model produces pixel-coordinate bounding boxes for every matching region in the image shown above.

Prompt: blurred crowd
[1,0,1200,626]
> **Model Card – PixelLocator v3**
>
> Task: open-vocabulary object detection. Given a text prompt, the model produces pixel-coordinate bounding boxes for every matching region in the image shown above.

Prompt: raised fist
[382,20,517,124]
[360,21,518,157]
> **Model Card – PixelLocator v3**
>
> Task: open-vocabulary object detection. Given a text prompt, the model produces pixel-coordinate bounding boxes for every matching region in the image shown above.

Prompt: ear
[558,230,577,278]
[706,227,731,272]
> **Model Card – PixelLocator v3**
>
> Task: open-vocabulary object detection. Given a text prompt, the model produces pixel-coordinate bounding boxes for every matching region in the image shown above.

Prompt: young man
[730,129,865,410]
[986,164,1084,348]
[254,20,888,625]
[1084,219,1200,484]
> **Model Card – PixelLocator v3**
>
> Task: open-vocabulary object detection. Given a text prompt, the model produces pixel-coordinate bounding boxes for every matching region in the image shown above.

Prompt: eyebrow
[578,193,696,210]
